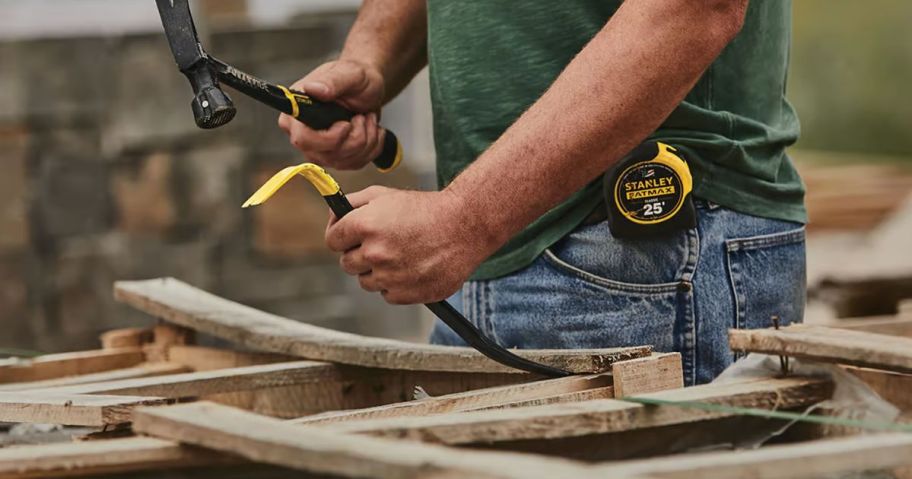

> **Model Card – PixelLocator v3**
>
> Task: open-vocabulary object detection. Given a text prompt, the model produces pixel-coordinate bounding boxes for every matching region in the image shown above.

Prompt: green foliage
[790,0,912,157]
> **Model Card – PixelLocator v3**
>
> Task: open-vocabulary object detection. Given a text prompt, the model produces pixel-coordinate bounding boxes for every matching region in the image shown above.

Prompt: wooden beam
[34,361,340,398]
[0,392,171,426]
[729,324,912,373]
[292,373,613,426]
[327,377,833,445]
[0,363,188,392]
[593,433,912,479]
[611,353,683,397]
[0,437,231,478]
[114,278,650,373]
[132,402,593,479]
[0,349,145,384]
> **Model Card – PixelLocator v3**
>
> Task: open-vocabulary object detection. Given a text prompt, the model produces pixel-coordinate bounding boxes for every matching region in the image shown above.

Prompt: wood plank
[99,327,153,349]
[0,437,230,478]
[166,345,293,371]
[132,402,593,479]
[292,354,681,425]
[0,363,188,392]
[0,392,171,426]
[0,349,145,384]
[467,386,615,412]
[291,373,613,426]
[114,278,650,373]
[729,324,912,373]
[611,353,683,397]
[34,361,340,398]
[593,433,912,479]
[327,377,833,445]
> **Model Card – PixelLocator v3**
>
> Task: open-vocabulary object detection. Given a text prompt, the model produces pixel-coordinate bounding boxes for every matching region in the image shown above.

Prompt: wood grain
[0,437,231,478]
[0,363,188,392]
[611,353,683,397]
[0,392,170,426]
[132,402,592,479]
[729,324,912,373]
[292,372,613,426]
[114,278,650,373]
[327,377,833,445]
[0,349,145,384]
[32,361,340,398]
[594,432,912,479]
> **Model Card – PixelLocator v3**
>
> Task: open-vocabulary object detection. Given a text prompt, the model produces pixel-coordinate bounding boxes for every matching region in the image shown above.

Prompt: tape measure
[604,142,696,238]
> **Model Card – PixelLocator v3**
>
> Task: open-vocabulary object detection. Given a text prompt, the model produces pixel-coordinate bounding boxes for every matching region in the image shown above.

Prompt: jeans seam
[726,228,806,252]
[542,249,680,294]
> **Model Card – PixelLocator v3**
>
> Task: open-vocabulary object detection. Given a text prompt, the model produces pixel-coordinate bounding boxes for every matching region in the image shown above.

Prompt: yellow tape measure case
[604,142,696,238]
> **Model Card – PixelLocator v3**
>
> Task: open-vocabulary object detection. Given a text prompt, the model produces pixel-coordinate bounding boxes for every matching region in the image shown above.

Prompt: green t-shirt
[426,1,805,280]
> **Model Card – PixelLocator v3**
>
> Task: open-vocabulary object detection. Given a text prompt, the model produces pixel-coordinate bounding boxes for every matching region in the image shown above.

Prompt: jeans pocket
[536,250,683,353]
[726,227,807,332]
[544,220,693,292]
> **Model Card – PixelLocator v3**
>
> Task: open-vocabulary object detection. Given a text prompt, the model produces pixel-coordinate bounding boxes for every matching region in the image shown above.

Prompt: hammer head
[156,0,235,129]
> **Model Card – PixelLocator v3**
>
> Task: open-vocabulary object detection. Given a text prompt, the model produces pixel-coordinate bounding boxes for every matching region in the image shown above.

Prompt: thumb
[346,185,393,209]
[295,62,365,103]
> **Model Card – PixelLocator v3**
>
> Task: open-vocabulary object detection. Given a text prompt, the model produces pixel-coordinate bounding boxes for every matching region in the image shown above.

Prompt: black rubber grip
[320,192,571,378]
[295,98,400,171]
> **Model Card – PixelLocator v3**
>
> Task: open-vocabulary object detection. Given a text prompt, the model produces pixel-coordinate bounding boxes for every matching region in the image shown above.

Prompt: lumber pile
[0,278,909,478]
[801,161,912,233]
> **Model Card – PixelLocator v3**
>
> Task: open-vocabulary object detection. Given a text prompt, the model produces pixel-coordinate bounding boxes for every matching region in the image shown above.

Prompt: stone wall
[0,15,429,353]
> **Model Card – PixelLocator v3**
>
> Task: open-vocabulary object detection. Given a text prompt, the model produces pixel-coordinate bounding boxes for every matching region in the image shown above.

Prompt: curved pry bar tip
[242,163,341,207]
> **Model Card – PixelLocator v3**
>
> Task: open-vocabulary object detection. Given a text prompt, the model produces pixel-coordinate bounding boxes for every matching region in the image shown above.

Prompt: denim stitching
[542,249,680,294]
[726,228,805,252]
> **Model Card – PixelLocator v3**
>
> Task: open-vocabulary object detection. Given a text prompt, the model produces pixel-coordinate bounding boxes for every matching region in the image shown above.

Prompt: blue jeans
[431,201,806,385]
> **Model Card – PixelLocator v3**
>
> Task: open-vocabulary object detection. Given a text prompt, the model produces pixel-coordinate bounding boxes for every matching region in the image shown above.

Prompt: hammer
[155,0,402,172]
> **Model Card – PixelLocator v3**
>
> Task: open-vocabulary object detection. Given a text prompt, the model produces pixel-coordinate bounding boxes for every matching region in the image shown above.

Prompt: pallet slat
[326,377,832,446]
[114,278,650,374]
[594,433,912,479]
[729,324,912,373]
[0,392,170,426]
[132,402,592,479]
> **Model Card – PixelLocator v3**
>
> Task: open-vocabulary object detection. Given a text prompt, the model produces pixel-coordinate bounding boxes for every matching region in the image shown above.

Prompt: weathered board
[115,278,650,373]
[0,392,170,426]
[326,377,833,445]
[594,432,912,479]
[729,324,912,373]
[133,402,594,479]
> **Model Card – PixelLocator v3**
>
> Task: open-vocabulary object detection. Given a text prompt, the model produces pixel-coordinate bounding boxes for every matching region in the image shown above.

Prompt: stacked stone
[0,16,425,353]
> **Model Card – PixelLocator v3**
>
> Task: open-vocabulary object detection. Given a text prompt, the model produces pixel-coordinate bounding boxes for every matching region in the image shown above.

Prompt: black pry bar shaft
[323,192,571,378]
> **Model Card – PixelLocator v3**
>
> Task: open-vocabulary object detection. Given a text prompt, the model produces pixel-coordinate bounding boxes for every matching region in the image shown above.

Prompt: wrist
[442,181,510,257]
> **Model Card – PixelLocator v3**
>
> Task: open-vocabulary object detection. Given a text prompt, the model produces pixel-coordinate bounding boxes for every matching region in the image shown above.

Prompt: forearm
[447,0,747,248]
[340,0,428,102]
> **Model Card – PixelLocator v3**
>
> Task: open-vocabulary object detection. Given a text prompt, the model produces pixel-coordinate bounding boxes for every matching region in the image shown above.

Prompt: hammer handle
[292,97,402,172]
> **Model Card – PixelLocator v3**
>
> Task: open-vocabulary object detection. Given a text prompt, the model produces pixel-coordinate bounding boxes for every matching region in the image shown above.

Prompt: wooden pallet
[0,278,908,478]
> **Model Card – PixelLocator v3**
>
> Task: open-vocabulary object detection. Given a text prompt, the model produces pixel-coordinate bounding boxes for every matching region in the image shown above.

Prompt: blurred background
[0,0,909,354]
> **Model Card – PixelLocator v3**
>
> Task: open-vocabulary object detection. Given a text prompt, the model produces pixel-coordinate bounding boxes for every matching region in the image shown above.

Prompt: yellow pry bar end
[242,163,341,208]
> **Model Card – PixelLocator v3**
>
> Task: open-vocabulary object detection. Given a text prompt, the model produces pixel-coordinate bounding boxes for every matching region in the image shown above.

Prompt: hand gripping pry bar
[154,2,570,377]
[154,0,401,172]
[242,165,571,378]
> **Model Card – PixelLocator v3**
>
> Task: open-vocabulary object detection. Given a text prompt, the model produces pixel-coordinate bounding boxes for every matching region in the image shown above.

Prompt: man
[278,0,806,385]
